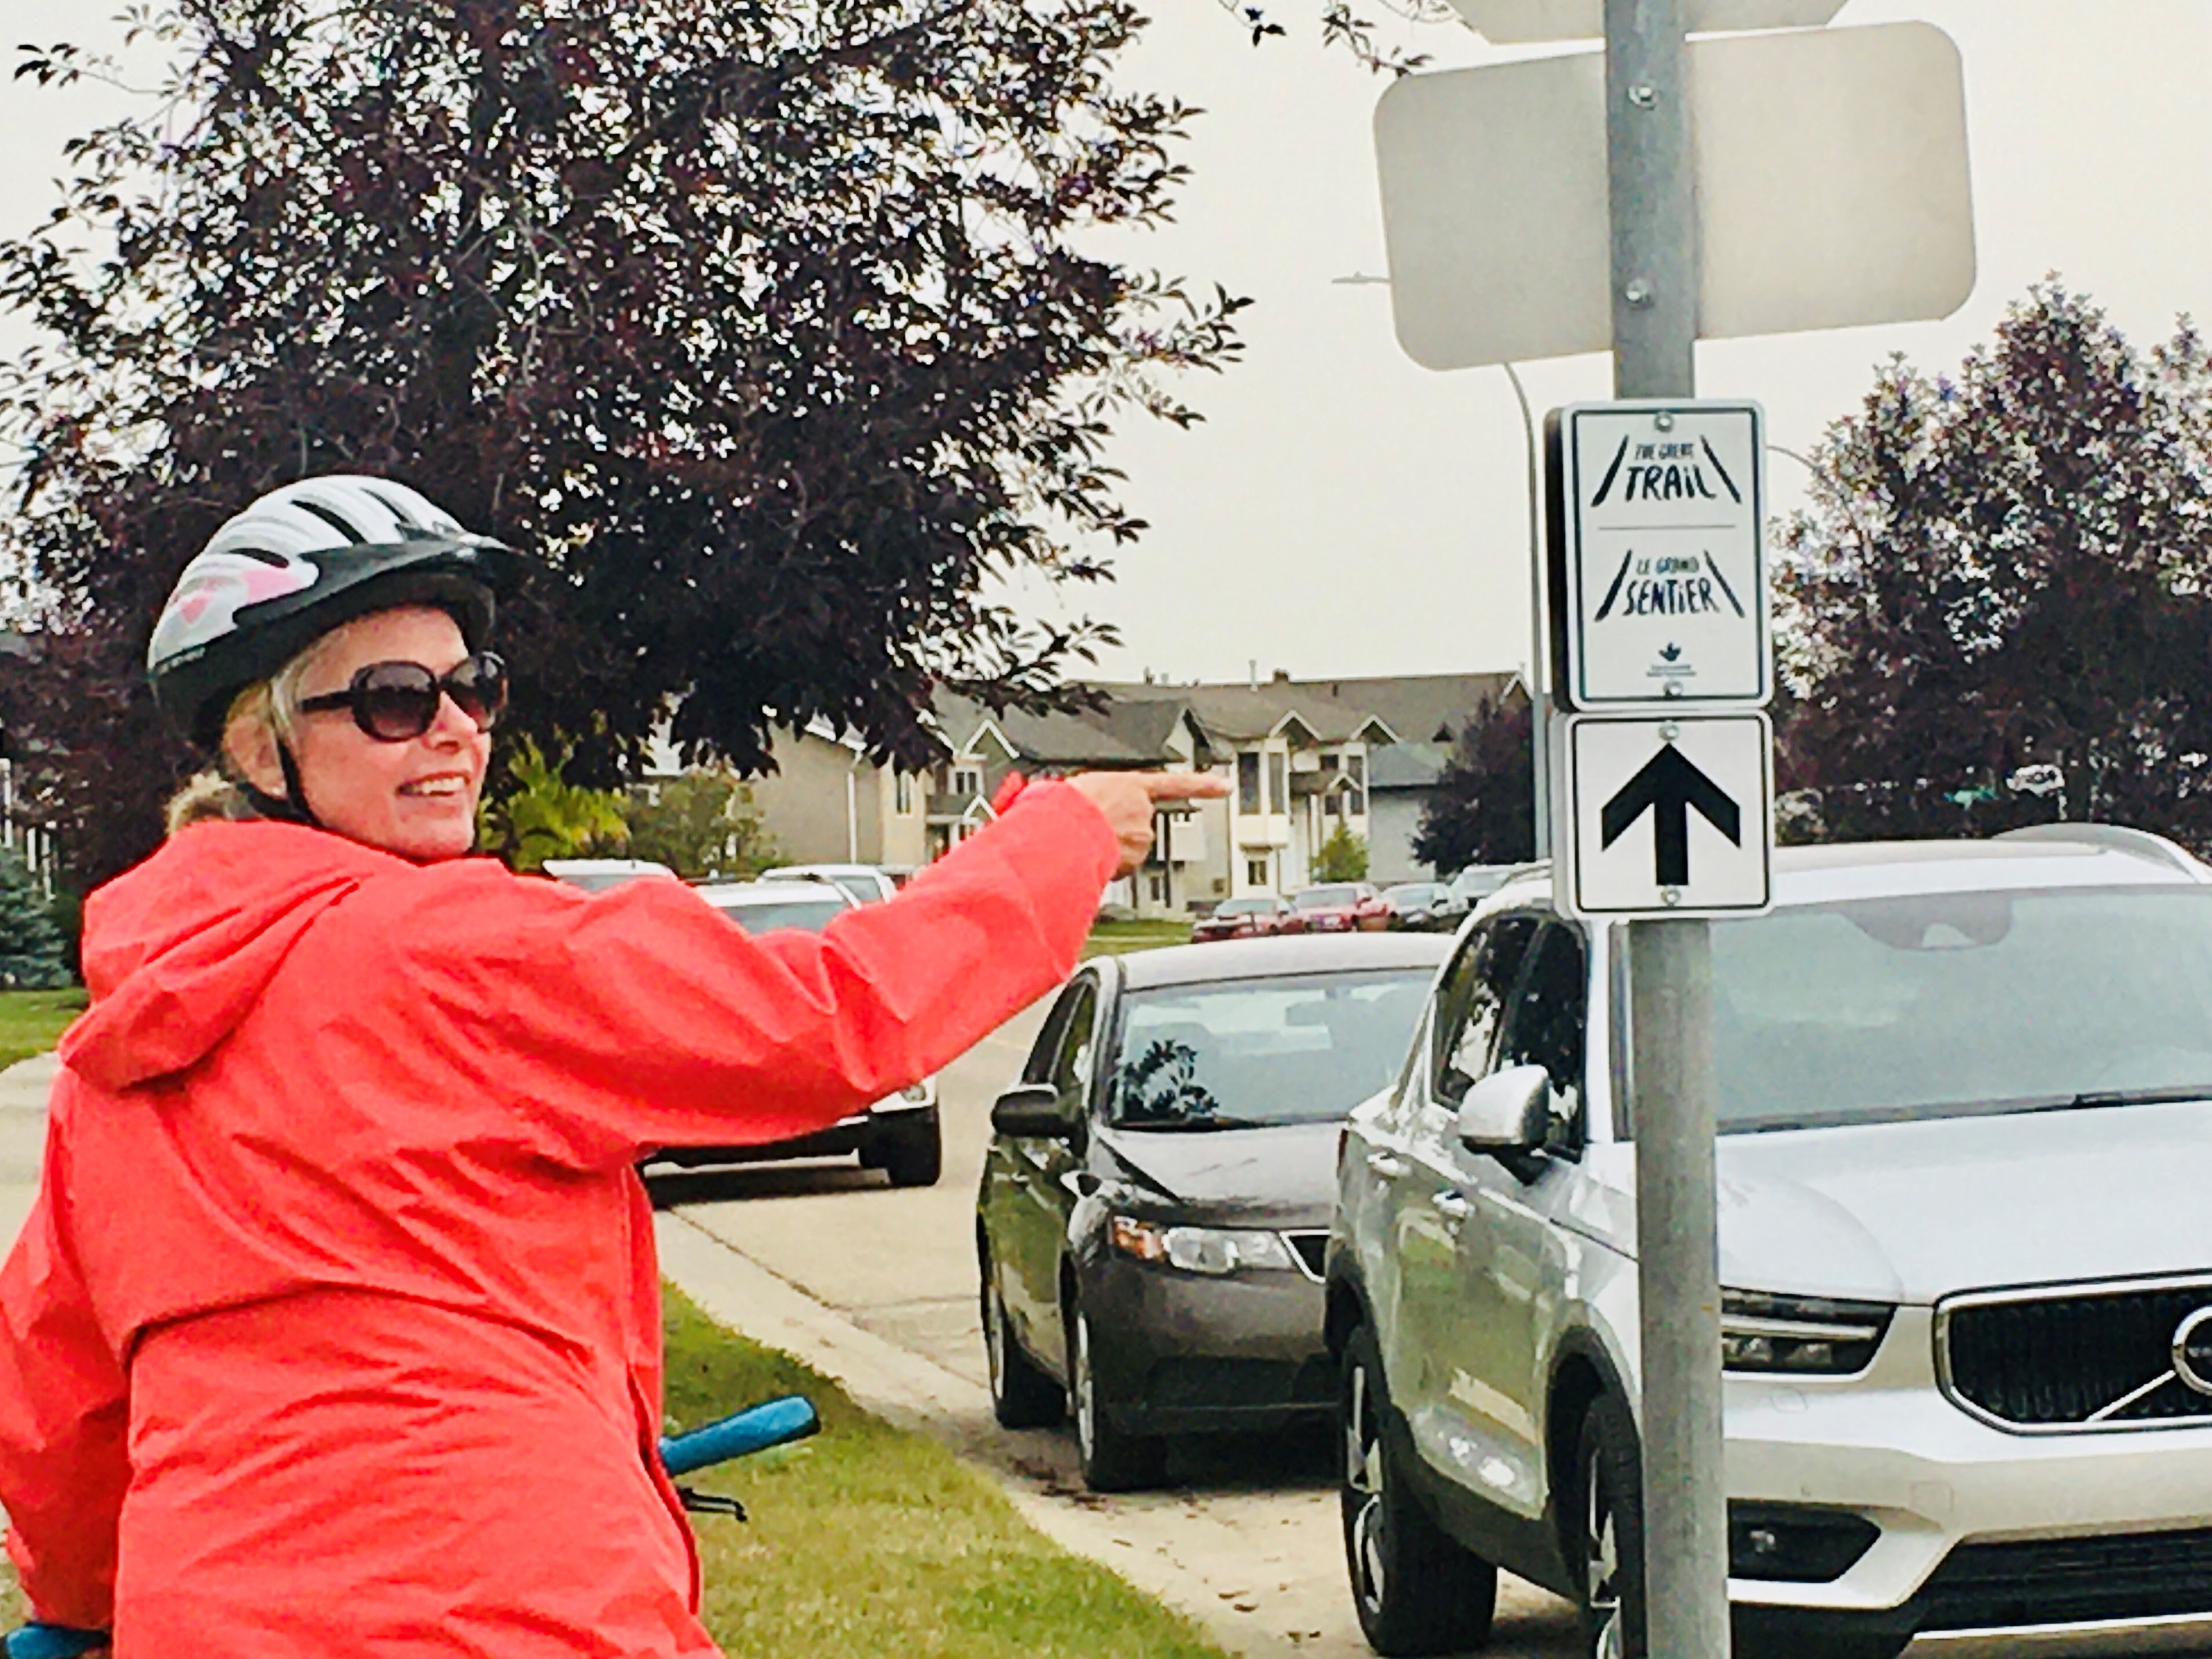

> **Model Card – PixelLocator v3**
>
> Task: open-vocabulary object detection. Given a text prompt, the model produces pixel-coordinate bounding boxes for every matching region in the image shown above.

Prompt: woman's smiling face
[233,605,491,861]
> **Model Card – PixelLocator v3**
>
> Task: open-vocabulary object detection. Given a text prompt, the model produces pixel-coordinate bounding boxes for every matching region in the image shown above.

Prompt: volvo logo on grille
[2175,1307,2212,1397]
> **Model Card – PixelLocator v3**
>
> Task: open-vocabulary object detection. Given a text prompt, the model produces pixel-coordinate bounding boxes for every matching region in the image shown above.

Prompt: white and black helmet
[148,474,506,747]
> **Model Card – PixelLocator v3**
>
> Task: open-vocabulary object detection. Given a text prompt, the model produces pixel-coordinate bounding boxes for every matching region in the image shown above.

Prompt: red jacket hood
[61,823,416,1093]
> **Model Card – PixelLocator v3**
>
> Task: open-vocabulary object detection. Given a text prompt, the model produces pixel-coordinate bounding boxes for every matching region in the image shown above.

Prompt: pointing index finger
[1140,772,1230,801]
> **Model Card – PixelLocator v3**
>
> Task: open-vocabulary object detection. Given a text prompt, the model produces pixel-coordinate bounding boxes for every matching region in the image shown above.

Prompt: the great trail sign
[1555,401,1767,707]
[1548,401,1775,919]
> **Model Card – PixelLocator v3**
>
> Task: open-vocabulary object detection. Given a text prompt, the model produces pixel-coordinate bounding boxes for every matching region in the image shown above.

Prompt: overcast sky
[6,3,2210,688]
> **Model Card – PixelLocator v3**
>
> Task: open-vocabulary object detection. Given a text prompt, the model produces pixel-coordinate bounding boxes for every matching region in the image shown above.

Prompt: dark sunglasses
[297,652,509,743]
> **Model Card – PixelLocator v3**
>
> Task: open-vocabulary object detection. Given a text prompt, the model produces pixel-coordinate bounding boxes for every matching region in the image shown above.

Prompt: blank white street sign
[1445,0,1842,40]
[1560,712,1772,918]
[1559,400,1768,707]
[1373,22,1975,370]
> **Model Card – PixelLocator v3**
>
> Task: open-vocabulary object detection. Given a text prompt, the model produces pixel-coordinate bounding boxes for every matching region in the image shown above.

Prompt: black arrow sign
[1600,744,1741,887]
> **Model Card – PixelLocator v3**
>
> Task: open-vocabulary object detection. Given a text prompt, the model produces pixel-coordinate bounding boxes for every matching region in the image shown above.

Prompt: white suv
[1327,826,2212,1658]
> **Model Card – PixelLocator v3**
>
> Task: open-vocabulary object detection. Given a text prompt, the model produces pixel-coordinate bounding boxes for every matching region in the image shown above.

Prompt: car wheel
[1066,1299,1165,1492]
[1340,1323,1498,1656]
[1572,1390,1645,1659]
[874,1114,942,1189]
[981,1259,1063,1429]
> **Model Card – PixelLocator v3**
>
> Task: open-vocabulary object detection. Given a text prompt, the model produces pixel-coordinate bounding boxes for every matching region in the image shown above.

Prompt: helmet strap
[239,741,325,830]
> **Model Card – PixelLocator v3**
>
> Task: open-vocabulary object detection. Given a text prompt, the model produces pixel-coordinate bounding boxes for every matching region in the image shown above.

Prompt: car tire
[1571,1389,1646,1659]
[1066,1299,1166,1492]
[982,1261,1064,1430]
[873,1114,942,1189]
[1340,1322,1498,1656]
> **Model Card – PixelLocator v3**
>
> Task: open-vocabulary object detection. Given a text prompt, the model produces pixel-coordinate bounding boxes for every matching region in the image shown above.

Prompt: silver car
[1328,825,2212,1658]
[640,879,942,1187]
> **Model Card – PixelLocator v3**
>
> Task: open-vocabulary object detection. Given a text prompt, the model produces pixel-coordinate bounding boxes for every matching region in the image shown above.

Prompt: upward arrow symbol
[1601,744,1741,887]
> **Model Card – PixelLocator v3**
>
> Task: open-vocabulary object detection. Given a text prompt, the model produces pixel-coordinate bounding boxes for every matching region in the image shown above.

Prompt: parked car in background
[762,862,899,905]
[1379,882,1451,932]
[977,932,1450,1491]
[1433,862,1528,926]
[1330,826,2212,1659]
[541,857,677,892]
[1280,883,1392,935]
[1192,894,1294,944]
[640,879,943,1187]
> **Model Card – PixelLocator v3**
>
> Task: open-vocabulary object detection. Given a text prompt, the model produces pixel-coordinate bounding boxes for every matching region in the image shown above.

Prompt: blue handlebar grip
[658,1395,819,1477]
[6,1625,107,1658]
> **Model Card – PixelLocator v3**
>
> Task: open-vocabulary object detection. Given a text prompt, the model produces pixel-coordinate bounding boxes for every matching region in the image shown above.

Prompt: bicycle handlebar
[5,1395,819,1657]
[4,1626,104,1658]
[659,1394,819,1476]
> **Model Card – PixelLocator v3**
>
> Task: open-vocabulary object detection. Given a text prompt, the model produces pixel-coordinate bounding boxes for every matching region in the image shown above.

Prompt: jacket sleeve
[398,779,1121,1167]
[0,1104,130,1632]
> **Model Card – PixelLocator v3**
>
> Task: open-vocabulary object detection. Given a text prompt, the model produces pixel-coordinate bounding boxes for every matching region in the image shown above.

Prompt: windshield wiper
[1112,1116,1275,1133]
[2067,1084,2212,1108]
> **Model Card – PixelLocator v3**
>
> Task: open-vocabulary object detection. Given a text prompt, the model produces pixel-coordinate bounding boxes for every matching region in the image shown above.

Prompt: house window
[1267,752,1287,816]
[1346,752,1367,816]
[1323,790,1342,818]
[953,765,983,798]
[1148,873,1166,903]
[1237,752,1261,815]
[1247,857,1269,889]
[895,772,914,815]
[1320,752,1340,774]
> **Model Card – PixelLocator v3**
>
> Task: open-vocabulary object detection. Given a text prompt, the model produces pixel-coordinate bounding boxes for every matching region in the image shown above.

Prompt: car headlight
[1721,1289,1893,1375]
[1108,1216,1298,1275]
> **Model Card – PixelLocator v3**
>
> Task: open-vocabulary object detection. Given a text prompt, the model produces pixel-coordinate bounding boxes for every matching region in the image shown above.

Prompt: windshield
[1451,868,1508,900]
[1215,898,1273,916]
[1107,969,1432,1129]
[711,896,850,934]
[1711,886,2212,1133]
[1294,886,1362,910]
[1386,884,1438,904]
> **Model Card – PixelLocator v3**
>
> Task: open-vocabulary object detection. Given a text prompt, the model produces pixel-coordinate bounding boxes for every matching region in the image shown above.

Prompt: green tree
[621,772,777,880]
[1312,822,1369,882]
[0,848,70,989]
[477,737,631,872]
[3,1,1245,887]
[1413,701,1535,872]
[1776,283,2212,842]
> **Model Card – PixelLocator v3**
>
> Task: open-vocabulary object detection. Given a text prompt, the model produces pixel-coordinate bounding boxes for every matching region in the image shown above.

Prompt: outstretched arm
[394,772,1223,1166]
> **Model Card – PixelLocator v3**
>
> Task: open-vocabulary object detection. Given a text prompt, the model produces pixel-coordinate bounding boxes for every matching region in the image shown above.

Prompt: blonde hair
[163,632,342,836]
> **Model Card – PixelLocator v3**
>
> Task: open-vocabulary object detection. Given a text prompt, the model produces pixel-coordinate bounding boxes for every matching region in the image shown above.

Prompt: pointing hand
[1065,771,1230,879]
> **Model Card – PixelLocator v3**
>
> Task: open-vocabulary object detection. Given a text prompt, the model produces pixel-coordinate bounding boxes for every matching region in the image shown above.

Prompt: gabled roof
[1097,681,1392,746]
[930,690,1202,769]
[1281,672,1525,747]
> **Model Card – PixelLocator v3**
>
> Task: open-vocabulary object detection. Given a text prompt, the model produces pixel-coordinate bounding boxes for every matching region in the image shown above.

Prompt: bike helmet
[148,475,507,750]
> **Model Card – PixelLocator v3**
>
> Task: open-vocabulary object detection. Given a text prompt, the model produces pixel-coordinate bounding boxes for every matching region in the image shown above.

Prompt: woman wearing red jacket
[0,476,1219,1656]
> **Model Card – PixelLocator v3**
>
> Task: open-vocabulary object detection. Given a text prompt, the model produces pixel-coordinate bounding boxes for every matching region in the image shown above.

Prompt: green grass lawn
[5,1287,1228,1659]
[1082,918,1192,957]
[0,989,85,1072]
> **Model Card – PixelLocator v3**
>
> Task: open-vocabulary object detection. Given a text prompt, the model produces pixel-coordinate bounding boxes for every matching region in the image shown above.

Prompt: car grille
[1940,1276,2212,1430]
[1919,1526,2212,1632]
[1283,1231,1328,1281]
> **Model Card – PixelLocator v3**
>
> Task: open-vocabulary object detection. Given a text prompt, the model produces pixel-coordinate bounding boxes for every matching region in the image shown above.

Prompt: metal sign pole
[1605,0,1732,1656]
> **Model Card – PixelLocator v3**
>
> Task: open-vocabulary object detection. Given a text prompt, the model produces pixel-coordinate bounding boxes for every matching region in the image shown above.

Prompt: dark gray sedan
[976,932,1451,1490]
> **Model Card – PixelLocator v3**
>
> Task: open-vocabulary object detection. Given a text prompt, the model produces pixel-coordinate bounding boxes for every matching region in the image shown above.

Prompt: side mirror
[1455,1064,1552,1155]
[991,1083,1077,1140]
